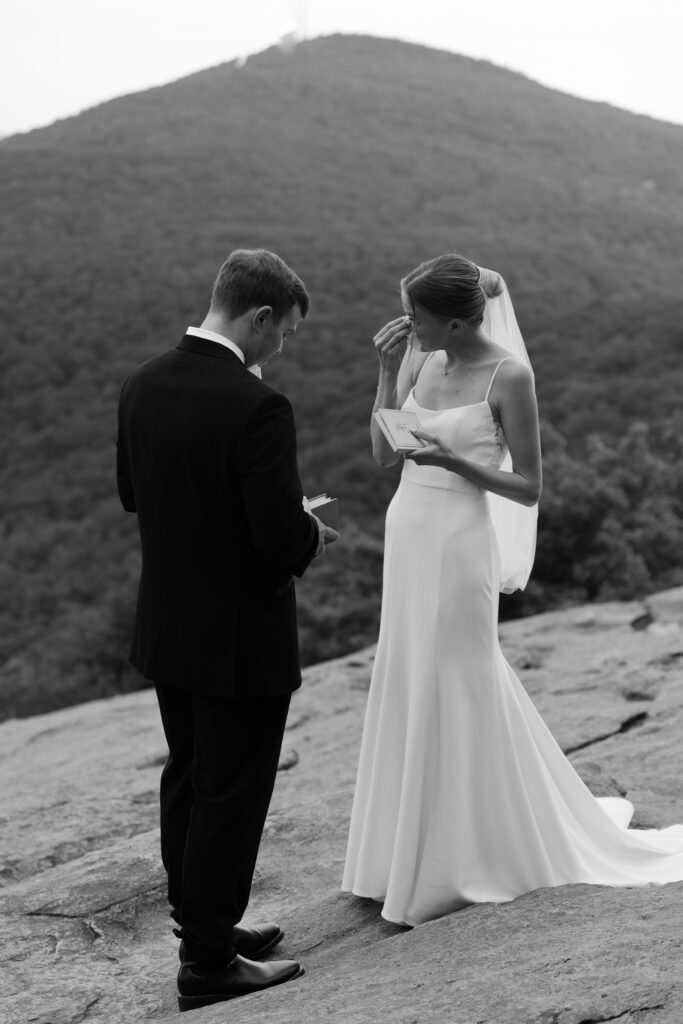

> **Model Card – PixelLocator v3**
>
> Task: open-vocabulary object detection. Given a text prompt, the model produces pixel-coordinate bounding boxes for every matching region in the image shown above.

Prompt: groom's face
[251,304,303,367]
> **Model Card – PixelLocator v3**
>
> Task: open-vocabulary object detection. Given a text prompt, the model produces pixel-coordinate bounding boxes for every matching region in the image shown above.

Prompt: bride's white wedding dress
[342,358,683,927]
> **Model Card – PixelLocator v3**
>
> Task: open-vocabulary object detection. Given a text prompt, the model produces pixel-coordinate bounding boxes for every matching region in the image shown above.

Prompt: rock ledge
[1,590,683,1023]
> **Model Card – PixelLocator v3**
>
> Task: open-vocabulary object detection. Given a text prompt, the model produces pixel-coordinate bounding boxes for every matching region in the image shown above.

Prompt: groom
[116,249,337,1011]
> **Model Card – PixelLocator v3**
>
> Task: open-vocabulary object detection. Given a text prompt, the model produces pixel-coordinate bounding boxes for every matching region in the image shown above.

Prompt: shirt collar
[185,327,262,378]
[186,326,245,364]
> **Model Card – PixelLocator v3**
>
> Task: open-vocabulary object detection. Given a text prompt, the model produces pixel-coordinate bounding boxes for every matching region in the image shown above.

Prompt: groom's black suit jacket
[116,333,319,698]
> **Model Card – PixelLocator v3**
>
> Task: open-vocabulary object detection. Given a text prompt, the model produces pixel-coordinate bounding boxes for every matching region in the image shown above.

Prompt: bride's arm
[407,360,542,507]
[370,318,426,468]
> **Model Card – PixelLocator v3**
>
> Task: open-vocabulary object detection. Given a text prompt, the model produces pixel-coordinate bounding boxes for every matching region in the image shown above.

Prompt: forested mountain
[1,34,682,719]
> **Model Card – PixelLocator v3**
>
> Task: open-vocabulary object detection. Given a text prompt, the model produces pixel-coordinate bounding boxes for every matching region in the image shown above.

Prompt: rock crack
[564,712,648,755]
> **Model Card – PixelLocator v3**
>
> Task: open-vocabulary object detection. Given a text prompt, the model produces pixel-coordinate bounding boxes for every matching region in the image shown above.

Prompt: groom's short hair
[210,249,310,321]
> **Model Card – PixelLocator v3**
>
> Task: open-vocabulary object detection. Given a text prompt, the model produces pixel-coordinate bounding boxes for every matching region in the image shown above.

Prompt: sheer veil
[478,268,538,594]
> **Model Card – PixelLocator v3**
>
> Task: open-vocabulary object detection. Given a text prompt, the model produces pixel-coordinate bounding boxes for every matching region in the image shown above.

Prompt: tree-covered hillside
[1,35,682,719]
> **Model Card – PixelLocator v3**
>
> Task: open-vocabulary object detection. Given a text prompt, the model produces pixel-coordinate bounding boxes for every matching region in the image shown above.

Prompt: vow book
[373,409,426,453]
[304,493,340,533]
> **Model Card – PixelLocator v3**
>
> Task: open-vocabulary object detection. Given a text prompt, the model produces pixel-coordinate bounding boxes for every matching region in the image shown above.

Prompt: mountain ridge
[6,34,683,144]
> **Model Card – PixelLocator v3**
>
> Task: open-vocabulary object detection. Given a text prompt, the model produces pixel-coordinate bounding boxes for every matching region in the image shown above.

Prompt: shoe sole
[178,965,304,1011]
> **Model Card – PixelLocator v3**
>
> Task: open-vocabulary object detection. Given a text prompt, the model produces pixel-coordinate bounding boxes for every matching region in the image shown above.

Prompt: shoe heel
[178,992,230,1012]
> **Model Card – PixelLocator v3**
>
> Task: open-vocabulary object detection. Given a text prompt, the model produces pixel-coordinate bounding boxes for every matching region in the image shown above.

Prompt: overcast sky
[3,0,683,136]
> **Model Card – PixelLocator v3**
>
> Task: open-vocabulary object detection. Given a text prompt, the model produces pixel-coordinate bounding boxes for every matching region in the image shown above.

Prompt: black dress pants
[154,682,291,966]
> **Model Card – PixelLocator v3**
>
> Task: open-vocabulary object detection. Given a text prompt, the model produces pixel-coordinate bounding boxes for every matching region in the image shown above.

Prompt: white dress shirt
[186,327,262,378]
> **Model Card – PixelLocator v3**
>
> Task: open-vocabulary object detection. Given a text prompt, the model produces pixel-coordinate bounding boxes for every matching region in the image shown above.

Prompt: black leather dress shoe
[177,954,304,1011]
[233,921,285,958]
[176,921,284,962]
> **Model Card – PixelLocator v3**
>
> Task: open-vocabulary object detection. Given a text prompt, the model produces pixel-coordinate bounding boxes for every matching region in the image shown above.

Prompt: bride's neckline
[409,387,492,414]
[409,352,513,414]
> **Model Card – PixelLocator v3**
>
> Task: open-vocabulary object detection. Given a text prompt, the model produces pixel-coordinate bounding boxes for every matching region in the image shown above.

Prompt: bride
[341,253,683,927]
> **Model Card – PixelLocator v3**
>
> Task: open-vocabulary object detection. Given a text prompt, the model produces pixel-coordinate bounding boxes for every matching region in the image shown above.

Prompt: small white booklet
[373,409,426,452]
[303,493,340,532]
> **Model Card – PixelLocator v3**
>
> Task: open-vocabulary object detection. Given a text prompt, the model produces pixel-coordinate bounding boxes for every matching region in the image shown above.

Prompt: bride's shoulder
[494,355,535,399]
[396,346,430,406]
[498,353,531,375]
[407,345,430,376]
[399,345,430,384]
[487,342,529,377]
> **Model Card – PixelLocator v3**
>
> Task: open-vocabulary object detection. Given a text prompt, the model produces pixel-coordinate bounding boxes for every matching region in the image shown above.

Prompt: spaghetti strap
[484,356,514,402]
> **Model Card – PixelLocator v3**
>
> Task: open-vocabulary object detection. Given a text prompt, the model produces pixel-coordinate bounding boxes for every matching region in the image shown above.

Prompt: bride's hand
[373,316,413,373]
[404,428,454,469]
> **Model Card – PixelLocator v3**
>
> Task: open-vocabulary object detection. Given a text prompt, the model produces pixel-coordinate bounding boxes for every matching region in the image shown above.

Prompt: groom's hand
[310,514,340,557]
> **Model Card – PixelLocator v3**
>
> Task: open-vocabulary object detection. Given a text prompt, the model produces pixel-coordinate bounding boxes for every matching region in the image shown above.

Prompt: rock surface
[1,588,682,1024]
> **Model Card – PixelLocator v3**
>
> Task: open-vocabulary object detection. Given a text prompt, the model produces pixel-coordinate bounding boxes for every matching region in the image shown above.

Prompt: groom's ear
[252,306,273,331]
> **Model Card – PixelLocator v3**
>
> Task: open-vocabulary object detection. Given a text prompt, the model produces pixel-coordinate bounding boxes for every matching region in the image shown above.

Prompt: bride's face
[401,290,452,352]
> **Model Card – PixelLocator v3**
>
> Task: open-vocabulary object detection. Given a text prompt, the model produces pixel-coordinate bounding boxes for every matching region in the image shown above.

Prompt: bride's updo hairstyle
[401,254,503,325]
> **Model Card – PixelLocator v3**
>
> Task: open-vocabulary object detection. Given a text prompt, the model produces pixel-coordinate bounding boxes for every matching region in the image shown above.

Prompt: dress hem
[341,887,418,927]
